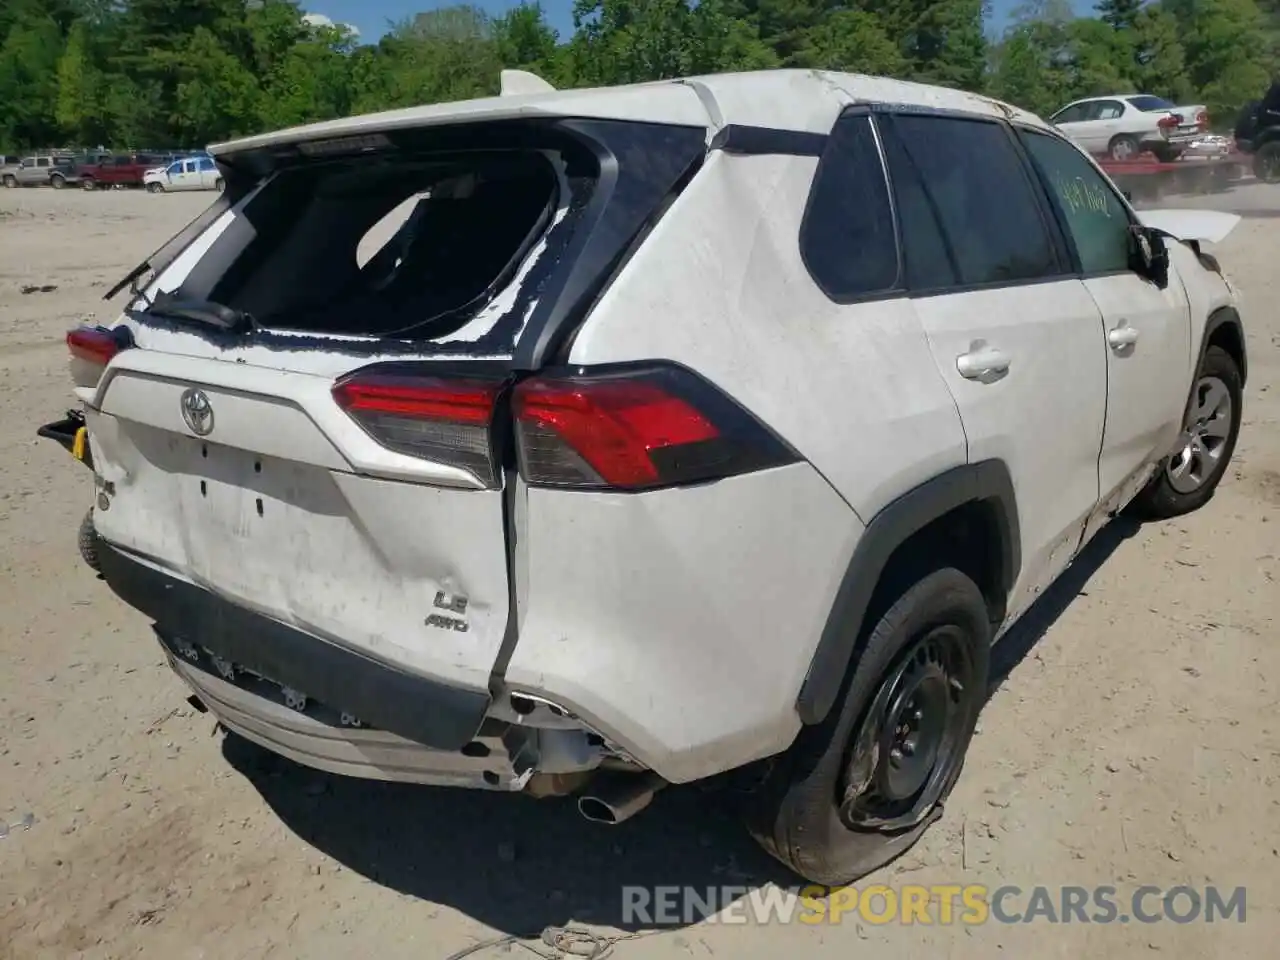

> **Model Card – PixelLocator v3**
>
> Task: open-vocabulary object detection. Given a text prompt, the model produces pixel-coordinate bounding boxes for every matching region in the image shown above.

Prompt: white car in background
[1050,94,1208,161]
[143,155,224,193]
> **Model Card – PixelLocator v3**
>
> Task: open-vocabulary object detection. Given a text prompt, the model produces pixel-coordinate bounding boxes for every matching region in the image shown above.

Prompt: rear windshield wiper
[138,293,255,333]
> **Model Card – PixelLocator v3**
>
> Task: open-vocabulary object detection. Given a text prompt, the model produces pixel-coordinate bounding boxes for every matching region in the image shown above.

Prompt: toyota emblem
[180,387,214,436]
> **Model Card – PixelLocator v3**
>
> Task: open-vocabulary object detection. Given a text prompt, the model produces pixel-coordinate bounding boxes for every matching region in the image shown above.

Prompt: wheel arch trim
[1197,306,1247,387]
[795,459,1020,725]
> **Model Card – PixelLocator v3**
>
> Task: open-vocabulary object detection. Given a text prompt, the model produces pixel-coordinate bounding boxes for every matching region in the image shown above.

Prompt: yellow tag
[72,426,87,461]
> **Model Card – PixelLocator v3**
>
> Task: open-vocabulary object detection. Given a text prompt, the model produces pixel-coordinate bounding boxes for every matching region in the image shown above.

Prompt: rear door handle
[1108,321,1139,348]
[956,345,1011,380]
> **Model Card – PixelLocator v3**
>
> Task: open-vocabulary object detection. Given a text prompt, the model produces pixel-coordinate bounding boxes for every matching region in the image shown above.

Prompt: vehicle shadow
[987,515,1142,694]
[222,515,1144,937]
[221,732,797,935]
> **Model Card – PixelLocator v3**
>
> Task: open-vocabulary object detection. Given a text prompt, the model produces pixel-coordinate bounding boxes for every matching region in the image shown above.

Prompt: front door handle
[1108,321,1139,348]
[956,345,1011,380]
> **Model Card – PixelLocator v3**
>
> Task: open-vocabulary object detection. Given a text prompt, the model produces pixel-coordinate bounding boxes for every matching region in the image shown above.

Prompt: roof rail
[499,69,555,97]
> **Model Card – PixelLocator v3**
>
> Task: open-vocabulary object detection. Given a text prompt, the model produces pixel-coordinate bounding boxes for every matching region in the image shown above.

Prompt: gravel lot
[1,184,1277,959]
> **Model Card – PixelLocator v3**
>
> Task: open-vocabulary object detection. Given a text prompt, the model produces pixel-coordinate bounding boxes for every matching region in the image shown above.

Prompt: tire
[1151,143,1179,163]
[1129,345,1243,520]
[2,175,15,188]
[81,177,96,191]
[743,567,990,886]
[1254,142,1280,183]
[147,181,164,194]
[214,178,224,193]
[1108,135,1141,161]
[50,174,66,190]
[78,508,101,574]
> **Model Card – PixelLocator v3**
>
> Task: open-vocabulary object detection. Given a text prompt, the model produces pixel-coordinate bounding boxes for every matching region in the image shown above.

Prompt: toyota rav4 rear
[70,92,860,835]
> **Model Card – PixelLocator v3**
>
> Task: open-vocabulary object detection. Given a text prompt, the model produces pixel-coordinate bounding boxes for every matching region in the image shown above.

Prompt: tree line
[1,0,1276,152]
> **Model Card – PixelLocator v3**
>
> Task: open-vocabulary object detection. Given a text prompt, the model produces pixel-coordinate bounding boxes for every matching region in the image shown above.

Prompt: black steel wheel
[839,624,978,832]
[743,566,990,886]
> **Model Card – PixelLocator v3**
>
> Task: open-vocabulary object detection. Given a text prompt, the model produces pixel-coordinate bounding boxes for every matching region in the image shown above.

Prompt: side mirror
[1122,190,1134,204]
[1131,225,1169,288]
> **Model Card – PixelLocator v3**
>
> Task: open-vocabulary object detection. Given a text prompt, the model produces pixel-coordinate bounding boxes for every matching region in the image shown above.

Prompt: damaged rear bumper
[98,543,627,789]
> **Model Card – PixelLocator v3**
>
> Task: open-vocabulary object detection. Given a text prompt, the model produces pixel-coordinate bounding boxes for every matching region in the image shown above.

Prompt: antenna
[500,70,556,97]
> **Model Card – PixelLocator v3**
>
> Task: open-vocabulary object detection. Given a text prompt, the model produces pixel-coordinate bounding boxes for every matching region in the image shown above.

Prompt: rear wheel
[1129,345,1243,519]
[1108,135,1141,161]
[214,178,224,193]
[50,174,66,189]
[743,567,990,885]
[81,177,96,191]
[1254,142,1280,183]
[78,508,101,574]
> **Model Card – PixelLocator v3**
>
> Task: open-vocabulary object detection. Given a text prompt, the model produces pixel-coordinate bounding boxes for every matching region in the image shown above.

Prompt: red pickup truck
[76,154,172,190]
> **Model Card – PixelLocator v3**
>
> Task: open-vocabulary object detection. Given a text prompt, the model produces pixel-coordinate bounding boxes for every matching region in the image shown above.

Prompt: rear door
[1017,128,1191,535]
[878,110,1109,619]
[196,157,218,187]
[1091,99,1128,152]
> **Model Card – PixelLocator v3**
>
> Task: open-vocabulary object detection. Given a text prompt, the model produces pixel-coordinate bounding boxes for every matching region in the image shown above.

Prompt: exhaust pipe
[577,771,667,825]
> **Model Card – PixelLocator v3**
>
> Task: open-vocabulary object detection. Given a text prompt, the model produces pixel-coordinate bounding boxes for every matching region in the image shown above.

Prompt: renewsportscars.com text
[621,884,1247,926]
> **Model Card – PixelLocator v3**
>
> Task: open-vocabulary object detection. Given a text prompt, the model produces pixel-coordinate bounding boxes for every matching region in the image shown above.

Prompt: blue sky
[309,0,1101,44]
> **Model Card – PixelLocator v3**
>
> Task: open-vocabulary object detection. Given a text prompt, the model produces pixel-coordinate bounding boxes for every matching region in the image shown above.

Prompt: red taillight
[67,325,129,368]
[1197,110,1209,129]
[512,365,797,490]
[1158,115,1180,129]
[332,370,504,488]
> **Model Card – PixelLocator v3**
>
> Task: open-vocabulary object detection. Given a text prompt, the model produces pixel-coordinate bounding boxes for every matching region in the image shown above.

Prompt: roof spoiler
[500,69,555,97]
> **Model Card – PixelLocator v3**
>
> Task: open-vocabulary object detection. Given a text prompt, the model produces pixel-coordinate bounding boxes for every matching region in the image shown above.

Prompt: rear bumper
[97,542,492,752]
[163,641,525,787]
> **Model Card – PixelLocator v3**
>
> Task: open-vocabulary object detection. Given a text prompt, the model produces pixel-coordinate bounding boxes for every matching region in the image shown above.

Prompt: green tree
[54,19,106,144]
[1096,0,1142,31]
[0,10,65,147]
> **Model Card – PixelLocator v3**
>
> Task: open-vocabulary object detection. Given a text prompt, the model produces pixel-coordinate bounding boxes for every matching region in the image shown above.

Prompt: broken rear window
[197,149,565,341]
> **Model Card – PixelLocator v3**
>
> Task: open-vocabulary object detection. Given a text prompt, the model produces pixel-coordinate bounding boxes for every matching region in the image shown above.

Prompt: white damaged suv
[55,69,1247,885]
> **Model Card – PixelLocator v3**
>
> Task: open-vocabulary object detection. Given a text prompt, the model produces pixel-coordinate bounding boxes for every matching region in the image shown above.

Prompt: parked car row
[0,151,222,192]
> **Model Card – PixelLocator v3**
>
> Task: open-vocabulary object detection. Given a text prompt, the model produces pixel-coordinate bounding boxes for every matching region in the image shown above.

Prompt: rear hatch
[80,115,708,698]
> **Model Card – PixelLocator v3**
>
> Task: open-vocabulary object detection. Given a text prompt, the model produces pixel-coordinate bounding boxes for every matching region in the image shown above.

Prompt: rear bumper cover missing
[97,542,492,752]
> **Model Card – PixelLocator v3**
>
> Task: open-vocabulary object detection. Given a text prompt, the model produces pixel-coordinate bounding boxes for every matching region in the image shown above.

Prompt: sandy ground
[0,183,1277,959]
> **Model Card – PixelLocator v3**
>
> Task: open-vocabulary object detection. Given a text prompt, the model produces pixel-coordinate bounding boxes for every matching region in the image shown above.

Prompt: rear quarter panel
[502,148,968,782]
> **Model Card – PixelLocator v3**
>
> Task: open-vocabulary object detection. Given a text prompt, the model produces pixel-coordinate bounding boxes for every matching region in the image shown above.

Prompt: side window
[1052,104,1084,124]
[800,113,900,300]
[168,162,181,174]
[879,127,955,290]
[1020,129,1133,275]
[1095,101,1124,121]
[198,158,215,172]
[885,114,1060,289]
[36,158,50,168]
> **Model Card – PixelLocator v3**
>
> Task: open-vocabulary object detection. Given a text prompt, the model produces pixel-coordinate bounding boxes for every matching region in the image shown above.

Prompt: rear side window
[1127,96,1175,112]
[1020,129,1133,275]
[800,113,900,301]
[884,114,1060,290]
